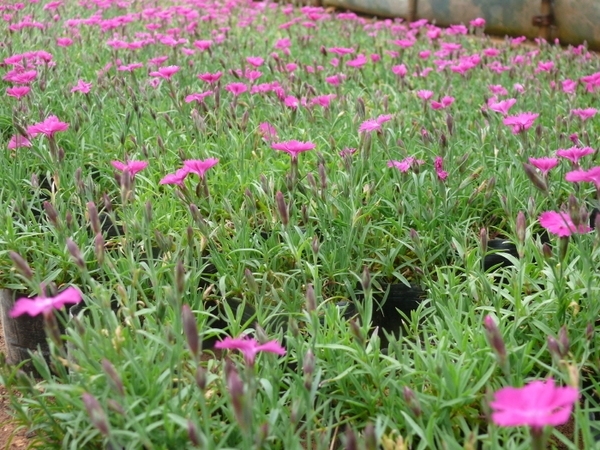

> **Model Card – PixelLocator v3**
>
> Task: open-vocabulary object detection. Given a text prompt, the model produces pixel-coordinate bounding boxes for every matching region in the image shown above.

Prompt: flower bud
[144,201,153,224]
[479,228,488,255]
[101,358,125,396]
[305,283,316,312]
[187,419,202,447]
[542,242,553,259]
[195,365,207,391]
[522,163,548,193]
[303,349,315,390]
[175,259,185,295]
[361,266,371,292]
[483,315,507,368]
[344,425,357,450]
[66,238,85,269]
[568,195,581,226]
[515,211,526,247]
[311,235,320,255]
[82,392,110,436]
[43,201,60,227]
[403,386,422,417]
[9,251,33,280]
[87,201,101,234]
[275,191,289,227]
[225,358,249,431]
[182,304,199,358]
[244,268,258,293]
[364,422,377,450]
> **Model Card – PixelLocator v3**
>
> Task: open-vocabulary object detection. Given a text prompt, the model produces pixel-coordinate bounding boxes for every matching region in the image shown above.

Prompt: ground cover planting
[0,0,599,448]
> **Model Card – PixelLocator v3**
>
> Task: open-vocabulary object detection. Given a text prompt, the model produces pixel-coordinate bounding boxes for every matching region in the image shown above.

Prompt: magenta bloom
[346,54,368,68]
[556,146,594,164]
[434,156,448,180]
[271,140,315,159]
[387,157,423,173]
[184,91,213,103]
[528,157,558,175]
[565,166,600,189]
[214,335,286,365]
[470,17,486,28]
[6,86,30,99]
[71,79,92,94]
[183,158,219,178]
[328,47,355,55]
[160,167,190,186]
[258,122,278,141]
[197,72,222,84]
[8,134,32,150]
[431,96,455,110]
[10,286,82,318]
[488,98,517,116]
[490,378,578,430]
[246,56,264,67]
[571,108,597,121]
[539,211,592,237]
[225,82,248,96]
[149,65,180,80]
[417,90,434,101]
[27,115,69,138]
[392,64,407,78]
[111,160,148,176]
[503,112,539,134]
[358,114,393,134]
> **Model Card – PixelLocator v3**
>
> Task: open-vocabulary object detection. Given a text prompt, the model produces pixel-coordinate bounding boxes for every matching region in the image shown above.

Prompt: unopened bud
[101,358,125,396]
[558,326,569,355]
[305,283,316,312]
[187,419,202,447]
[225,358,248,431]
[349,318,365,346]
[275,191,289,226]
[558,236,569,262]
[516,211,526,246]
[303,349,315,390]
[87,202,101,234]
[82,392,110,436]
[175,260,185,295]
[403,386,422,417]
[364,422,377,450]
[318,163,327,192]
[483,315,507,367]
[244,268,258,293]
[94,233,105,265]
[182,305,199,358]
[195,365,207,391]
[568,195,581,226]
[522,163,548,193]
[542,242,553,259]
[344,425,357,450]
[311,235,320,255]
[9,251,33,280]
[361,266,371,292]
[66,238,85,269]
[585,322,594,341]
[480,228,488,255]
[144,201,153,224]
[43,201,60,227]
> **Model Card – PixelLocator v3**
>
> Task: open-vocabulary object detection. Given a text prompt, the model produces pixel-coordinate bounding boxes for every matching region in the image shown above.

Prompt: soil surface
[0,320,32,450]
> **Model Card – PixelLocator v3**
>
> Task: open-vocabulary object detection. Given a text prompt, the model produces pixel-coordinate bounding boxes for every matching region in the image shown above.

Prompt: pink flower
[488,98,517,116]
[183,158,219,178]
[470,17,486,28]
[283,95,299,109]
[358,114,393,134]
[489,84,508,96]
[565,166,600,188]
[160,167,190,186]
[111,160,148,176]
[392,64,407,78]
[71,79,92,94]
[431,96,455,110]
[214,335,286,366]
[325,74,345,86]
[258,122,278,141]
[197,72,222,84]
[503,112,539,134]
[490,378,578,430]
[310,94,336,109]
[434,156,448,180]
[346,54,368,68]
[6,86,30,99]
[193,40,212,51]
[10,286,82,318]
[56,37,73,47]
[3,69,37,84]
[225,82,247,96]
[8,134,32,150]
[556,146,594,164]
[417,90,434,101]
[246,56,264,67]
[327,47,355,55]
[271,140,315,159]
[149,65,180,80]
[388,157,423,173]
[339,147,357,158]
[539,211,592,237]
[27,115,69,138]
[528,157,558,175]
[571,108,597,121]
[561,79,577,94]
[184,91,213,103]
